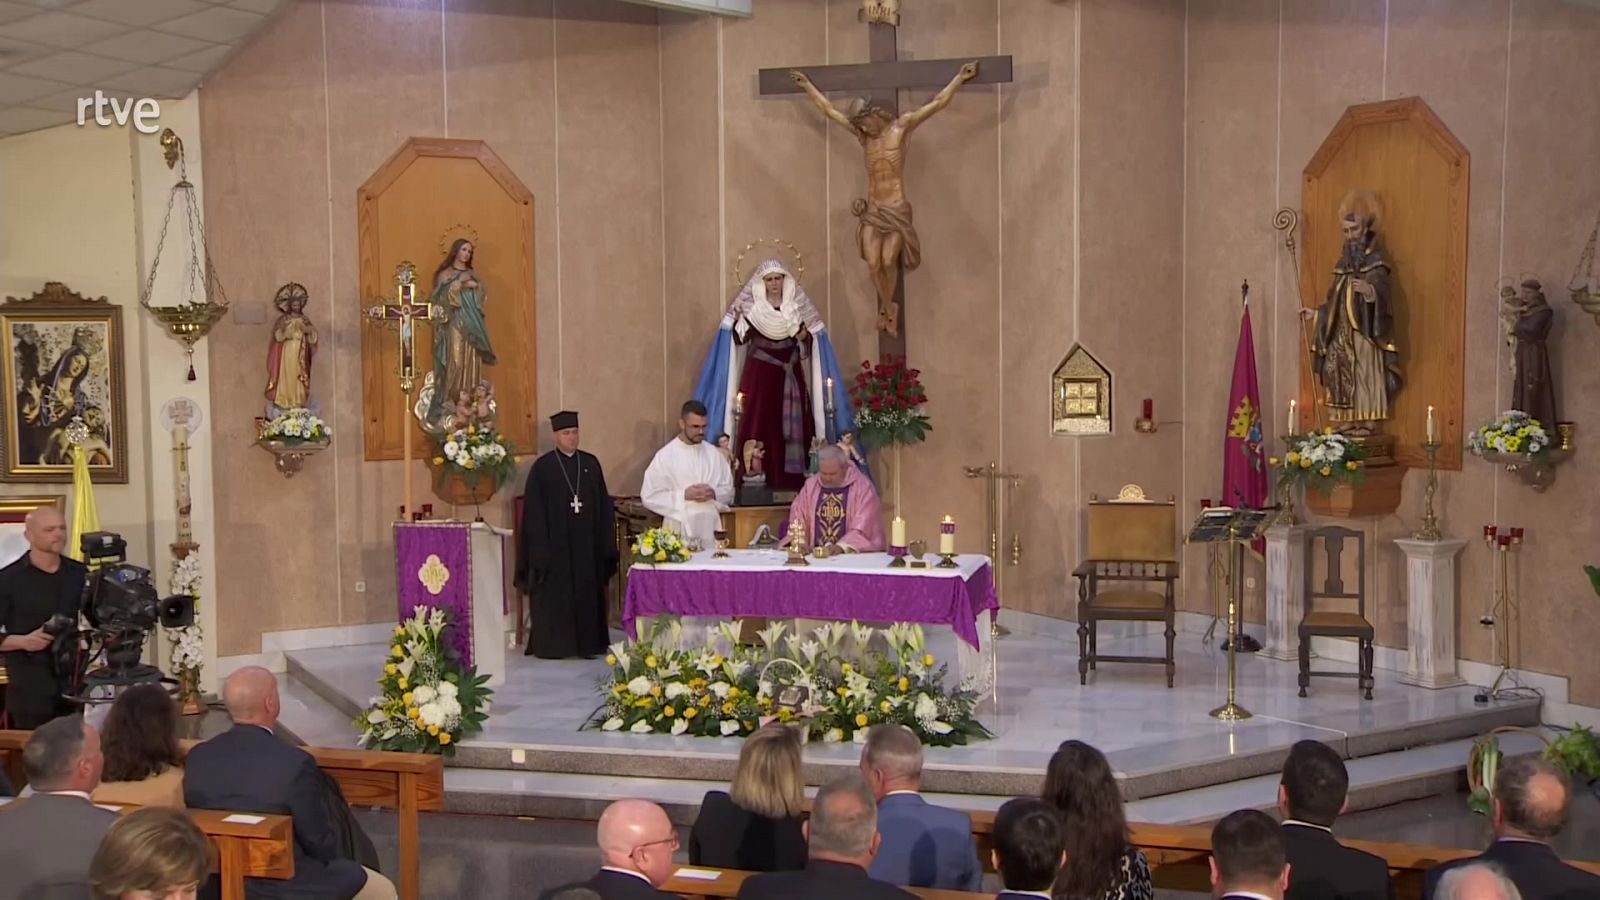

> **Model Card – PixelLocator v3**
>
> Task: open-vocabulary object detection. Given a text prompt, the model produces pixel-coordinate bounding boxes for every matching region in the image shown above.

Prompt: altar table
[623,551,999,687]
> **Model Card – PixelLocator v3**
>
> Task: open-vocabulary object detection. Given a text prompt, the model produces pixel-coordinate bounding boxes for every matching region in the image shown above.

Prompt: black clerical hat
[549,410,579,431]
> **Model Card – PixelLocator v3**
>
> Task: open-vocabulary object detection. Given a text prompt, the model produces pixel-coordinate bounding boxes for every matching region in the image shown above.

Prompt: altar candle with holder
[1426,405,1436,443]
[891,516,906,548]
[939,516,956,555]
[735,391,745,415]
[1288,399,1297,434]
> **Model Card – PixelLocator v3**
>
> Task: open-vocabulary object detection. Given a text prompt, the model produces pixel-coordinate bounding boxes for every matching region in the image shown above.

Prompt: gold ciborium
[712,530,730,559]
[785,524,810,566]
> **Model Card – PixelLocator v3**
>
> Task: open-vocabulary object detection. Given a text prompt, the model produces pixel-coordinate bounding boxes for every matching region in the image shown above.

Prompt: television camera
[51,531,197,700]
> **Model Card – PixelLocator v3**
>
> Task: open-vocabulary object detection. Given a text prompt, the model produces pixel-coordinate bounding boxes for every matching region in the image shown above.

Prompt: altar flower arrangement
[1467,410,1550,458]
[849,355,931,449]
[258,407,332,445]
[355,605,491,757]
[632,527,691,565]
[589,617,991,747]
[431,424,518,490]
[1270,428,1366,495]
[167,554,204,707]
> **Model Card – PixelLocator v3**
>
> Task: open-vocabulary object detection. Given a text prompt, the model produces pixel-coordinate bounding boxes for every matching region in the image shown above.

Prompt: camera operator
[0,507,86,728]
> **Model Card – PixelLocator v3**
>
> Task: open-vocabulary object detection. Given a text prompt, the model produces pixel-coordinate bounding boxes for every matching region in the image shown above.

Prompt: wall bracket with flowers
[256,407,332,477]
[1467,411,1575,493]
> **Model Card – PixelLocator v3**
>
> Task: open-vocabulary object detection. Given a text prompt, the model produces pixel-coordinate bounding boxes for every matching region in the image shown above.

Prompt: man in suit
[1424,755,1600,900]
[736,773,914,900]
[858,724,982,890]
[1211,809,1292,900]
[990,798,1066,899]
[539,799,680,900]
[1277,739,1393,900]
[0,715,117,899]
[1432,864,1520,900]
[184,666,397,900]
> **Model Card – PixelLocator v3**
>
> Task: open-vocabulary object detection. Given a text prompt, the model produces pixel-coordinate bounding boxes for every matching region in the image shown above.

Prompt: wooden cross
[760,4,1012,359]
[365,261,444,516]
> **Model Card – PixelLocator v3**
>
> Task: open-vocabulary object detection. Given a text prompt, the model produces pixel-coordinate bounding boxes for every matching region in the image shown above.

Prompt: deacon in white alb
[640,400,735,549]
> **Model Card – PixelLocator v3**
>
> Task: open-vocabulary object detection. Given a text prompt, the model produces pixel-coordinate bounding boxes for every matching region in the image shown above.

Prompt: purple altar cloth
[393,522,475,667]
[622,562,998,649]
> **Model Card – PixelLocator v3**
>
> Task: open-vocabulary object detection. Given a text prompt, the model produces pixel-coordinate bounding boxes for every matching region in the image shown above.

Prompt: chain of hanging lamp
[140,129,229,382]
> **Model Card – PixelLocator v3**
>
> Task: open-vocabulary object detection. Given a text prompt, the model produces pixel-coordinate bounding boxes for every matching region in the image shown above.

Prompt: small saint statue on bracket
[1501,275,1559,430]
[264,282,319,415]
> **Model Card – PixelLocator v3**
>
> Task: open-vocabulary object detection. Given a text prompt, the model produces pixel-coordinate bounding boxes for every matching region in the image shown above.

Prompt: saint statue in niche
[423,238,497,429]
[1501,275,1559,429]
[1306,190,1403,427]
[264,282,318,414]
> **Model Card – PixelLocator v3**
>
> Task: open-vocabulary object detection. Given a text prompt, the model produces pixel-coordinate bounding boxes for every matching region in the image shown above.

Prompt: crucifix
[365,261,443,517]
[760,0,1012,358]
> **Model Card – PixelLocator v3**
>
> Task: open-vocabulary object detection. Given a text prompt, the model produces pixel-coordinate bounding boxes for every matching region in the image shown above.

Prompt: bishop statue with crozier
[516,411,617,660]
[1308,191,1403,426]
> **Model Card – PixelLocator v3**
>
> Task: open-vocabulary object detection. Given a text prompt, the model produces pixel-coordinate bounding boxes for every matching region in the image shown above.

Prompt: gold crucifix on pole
[365,261,443,517]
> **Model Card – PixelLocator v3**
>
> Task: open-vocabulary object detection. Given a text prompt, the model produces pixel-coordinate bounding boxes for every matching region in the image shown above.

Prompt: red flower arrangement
[849,355,932,449]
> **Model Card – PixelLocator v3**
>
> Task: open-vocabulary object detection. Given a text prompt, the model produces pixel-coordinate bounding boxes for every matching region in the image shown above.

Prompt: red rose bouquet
[849,355,931,449]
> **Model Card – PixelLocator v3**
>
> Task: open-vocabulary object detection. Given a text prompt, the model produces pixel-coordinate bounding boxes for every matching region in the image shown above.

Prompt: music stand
[1186,506,1276,721]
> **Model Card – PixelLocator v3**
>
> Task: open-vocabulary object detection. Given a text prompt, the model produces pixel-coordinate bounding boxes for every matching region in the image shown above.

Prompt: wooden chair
[1298,525,1375,700]
[1073,486,1179,687]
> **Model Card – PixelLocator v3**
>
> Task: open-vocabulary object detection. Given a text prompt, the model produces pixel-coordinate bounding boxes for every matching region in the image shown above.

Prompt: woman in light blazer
[93,684,185,808]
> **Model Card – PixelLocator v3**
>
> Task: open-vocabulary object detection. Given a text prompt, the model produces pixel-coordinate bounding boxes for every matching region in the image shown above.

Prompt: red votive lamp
[1484,524,1497,540]
[1510,527,1524,541]
[1143,398,1154,420]
[1201,498,1213,509]
[1498,534,1512,548]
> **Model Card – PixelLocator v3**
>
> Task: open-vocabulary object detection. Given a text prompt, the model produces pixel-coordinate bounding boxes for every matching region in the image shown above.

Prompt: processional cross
[760,0,1012,358]
[365,261,444,517]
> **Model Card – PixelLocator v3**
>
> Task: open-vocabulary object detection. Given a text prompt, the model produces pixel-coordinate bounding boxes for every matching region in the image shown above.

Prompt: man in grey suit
[859,724,983,891]
[0,715,118,900]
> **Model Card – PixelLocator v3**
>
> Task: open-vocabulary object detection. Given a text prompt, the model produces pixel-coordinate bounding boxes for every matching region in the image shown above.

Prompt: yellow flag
[67,444,100,563]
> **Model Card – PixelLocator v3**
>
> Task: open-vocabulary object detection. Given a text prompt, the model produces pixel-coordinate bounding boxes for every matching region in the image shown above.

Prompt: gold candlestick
[1414,440,1443,541]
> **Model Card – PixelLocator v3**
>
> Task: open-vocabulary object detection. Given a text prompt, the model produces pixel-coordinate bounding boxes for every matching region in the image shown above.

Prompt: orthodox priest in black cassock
[516,410,617,659]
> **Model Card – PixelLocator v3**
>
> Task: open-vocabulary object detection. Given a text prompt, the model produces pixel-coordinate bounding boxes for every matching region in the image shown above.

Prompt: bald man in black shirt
[0,507,85,728]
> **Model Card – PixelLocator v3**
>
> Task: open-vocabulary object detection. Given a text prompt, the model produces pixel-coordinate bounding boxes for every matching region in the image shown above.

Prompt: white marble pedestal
[1395,537,1468,689]
[1262,523,1310,661]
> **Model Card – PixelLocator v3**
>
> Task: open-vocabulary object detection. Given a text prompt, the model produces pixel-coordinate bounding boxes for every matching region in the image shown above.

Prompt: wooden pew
[661,866,984,899]
[0,730,443,900]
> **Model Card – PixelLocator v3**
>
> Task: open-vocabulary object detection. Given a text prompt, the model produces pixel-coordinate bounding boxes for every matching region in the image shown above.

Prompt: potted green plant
[1545,725,1600,801]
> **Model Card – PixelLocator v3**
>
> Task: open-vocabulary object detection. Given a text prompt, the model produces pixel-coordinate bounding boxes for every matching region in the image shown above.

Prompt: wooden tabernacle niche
[1298,97,1468,472]
[358,138,536,461]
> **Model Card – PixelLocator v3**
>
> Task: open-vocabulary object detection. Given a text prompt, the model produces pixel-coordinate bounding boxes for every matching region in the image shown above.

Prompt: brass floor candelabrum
[1414,440,1443,541]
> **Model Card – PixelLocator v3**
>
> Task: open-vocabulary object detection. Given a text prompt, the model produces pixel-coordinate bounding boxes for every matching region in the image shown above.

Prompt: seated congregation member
[93,684,186,808]
[860,723,981,891]
[0,716,118,900]
[781,445,885,553]
[539,799,680,900]
[88,806,210,900]
[1424,756,1600,900]
[1277,740,1392,900]
[736,773,914,900]
[1211,809,1292,900]
[185,667,396,900]
[1040,740,1153,900]
[992,798,1067,900]
[690,723,807,871]
[1433,864,1522,900]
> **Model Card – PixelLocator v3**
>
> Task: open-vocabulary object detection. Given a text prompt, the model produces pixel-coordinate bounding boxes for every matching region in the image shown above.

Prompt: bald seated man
[1433,864,1521,900]
[185,667,398,900]
[0,506,86,728]
[539,799,681,899]
[1424,755,1600,900]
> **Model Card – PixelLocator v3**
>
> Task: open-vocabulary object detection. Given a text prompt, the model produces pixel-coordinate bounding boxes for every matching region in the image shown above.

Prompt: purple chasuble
[813,484,850,547]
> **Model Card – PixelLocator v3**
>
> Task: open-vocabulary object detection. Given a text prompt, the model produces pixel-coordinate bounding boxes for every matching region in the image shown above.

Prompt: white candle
[891,516,906,548]
[1426,405,1436,443]
[1288,398,1297,434]
[826,376,834,396]
[735,392,744,414]
[939,515,955,555]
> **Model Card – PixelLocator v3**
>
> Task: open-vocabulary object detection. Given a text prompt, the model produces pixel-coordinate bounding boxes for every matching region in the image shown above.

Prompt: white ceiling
[0,0,288,138]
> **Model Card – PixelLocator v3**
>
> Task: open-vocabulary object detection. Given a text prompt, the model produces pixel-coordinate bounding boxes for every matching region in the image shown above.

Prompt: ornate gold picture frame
[0,283,129,484]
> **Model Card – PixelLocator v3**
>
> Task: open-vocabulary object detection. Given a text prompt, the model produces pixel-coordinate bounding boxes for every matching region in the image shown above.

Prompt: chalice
[712,530,731,559]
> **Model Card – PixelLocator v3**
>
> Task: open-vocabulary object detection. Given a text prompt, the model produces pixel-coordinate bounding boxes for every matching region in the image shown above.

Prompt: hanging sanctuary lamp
[140,128,230,381]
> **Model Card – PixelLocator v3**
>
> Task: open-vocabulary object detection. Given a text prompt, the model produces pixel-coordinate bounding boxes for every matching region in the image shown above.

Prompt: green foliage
[1585,565,1600,598]
[1544,725,1600,782]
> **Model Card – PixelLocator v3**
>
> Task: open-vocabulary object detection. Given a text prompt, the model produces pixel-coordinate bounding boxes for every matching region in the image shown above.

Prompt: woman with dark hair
[93,684,185,808]
[1040,740,1152,900]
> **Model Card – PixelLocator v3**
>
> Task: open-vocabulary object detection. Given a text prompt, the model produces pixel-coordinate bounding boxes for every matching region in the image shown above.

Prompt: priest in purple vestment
[781,445,885,554]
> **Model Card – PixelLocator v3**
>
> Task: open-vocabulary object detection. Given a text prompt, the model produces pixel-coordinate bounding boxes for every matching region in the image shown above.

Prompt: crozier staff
[0,507,86,729]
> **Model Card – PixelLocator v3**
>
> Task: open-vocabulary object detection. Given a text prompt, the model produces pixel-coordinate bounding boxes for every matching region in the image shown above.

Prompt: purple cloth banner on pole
[393,522,475,668]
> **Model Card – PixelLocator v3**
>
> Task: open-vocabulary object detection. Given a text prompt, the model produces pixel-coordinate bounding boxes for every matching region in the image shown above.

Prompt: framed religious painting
[0,283,129,484]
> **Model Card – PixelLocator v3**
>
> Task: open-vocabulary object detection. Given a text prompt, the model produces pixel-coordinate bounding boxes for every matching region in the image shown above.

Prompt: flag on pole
[1223,290,1269,555]
[67,443,100,564]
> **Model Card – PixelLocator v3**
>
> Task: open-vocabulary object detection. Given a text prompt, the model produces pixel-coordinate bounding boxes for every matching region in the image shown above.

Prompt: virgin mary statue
[425,238,497,426]
[693,259,856,493]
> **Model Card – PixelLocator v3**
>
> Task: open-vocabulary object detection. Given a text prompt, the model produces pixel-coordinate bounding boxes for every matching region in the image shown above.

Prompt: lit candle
[891,516,906,548]
[1426,405,1436,443]
[939,515,956,555]
[1288,399,1297,434]
[826,376,834,396]
[735,391,744,414]
[1142,398,1153,420]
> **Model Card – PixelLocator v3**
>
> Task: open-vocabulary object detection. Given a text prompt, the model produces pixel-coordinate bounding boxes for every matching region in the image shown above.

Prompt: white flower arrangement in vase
[167,553,205,708]
[1467,410,1550,458]
[258,407,332,446]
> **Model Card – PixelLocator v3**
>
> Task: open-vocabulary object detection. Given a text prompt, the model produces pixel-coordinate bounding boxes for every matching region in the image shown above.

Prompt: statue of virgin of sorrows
[426,238,497,425]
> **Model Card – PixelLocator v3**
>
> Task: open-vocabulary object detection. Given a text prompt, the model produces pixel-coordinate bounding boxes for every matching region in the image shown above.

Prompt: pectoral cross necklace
[557,452,583,514]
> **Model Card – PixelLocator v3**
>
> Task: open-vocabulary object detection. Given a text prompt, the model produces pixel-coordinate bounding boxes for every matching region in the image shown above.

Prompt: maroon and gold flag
[1223,299,1269,554]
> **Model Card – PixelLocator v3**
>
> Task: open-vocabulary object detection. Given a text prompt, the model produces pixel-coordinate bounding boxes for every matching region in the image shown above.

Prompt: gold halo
[732,238,805,290]
[438,224,480,255]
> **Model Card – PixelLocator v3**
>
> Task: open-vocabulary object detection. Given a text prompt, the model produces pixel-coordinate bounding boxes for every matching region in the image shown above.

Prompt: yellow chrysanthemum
[394,626,405,637]
[397,677,408,690]
[841,663,853,675]
[1300,458,1313,469]
[654,551,667,562]
[439,733,451,745]
[712,654,725,667]
[391,645,404,659]
[1268,456,1281,467]
[384,663,397,676]
[428,725,439,736]
[432,456,444,466]
[725,687,739,700]
[722,701,735,715]
[1345,461,1358,471]
[836,686,849,697]
[898,677,910,693]
[605,654,617,666]
[758,697,773,709]
[635,697,653,708]
[1287,451,1301,464]
[684,707,698,719]
[649,685,662,698]
[407,707,419,719]
[1322,426,1334,435]
[921,654,935,668]
[1319,466,1333,476]
[855,714,869,728]
[777,708,794,722]
[645,655,657,669]
[402,692,414,705]
[699,695,712,708]
[690,678,707,690]
[663,706,676,718]
[880,700,892,713]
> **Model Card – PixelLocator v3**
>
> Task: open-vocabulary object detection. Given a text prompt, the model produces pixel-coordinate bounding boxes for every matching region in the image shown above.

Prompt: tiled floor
[288,624,1531,780]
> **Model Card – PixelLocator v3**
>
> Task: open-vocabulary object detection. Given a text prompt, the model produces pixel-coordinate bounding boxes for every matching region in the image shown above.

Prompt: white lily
[756,620,788,651]
[799,640,823,665]
[671,717,690,736]
[823,728,844,743]
[853,728,869,744]
[720,720,741,736]
[930,721,954,735]
[724,658,751,679]
[849,620,875,651]
[630,720,653,734]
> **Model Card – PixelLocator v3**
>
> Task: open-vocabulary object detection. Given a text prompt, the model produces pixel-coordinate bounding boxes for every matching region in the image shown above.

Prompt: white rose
[438,681,458,698]
[444,440,460,456]
[440,697,462,717]
[719,720,740,736]
[418,703,445,727]
[823,728,843,743]
[671,717,690,736]
[602,717,624,731]
[665,683,690,701]
[627,676,653,697]
[709,682,731,700]
[914,693,939,725]
[853,728,869,744]
[631,720,654,734]
[412,685,437,704]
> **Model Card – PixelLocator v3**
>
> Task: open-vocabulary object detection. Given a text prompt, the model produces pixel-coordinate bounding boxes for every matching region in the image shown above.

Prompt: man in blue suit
[859,724,983,891]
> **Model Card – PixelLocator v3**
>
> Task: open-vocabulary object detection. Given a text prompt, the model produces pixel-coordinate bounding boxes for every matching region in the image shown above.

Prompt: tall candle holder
[1474,524,1523,703]
[1277,434,1298,526]
[1413,439,1443,541]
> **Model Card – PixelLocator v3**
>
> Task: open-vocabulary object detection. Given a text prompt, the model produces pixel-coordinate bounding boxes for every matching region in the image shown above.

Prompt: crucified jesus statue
[790,61,979,337]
